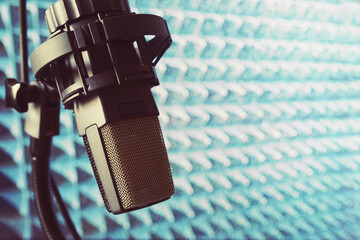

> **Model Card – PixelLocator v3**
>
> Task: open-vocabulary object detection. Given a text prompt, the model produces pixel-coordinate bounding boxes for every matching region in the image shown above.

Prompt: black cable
[31,137,65,240]
[20,0,80,238]
[51,176,81,240]
[19,0,28,84]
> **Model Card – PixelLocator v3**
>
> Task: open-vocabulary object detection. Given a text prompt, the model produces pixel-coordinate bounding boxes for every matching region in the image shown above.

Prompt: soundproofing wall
[1,0,360,238]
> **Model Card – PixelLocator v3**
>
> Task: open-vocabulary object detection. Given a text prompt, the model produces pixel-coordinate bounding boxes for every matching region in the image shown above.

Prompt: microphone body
[75,81,173,214]
[29,0,174,214]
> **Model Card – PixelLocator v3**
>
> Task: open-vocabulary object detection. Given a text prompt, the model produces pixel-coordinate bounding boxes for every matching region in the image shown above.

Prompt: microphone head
[83,116,174,214]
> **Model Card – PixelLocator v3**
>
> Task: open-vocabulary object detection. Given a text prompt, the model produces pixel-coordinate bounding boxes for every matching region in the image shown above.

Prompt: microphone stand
[5,73,67,240]
[5,53,74,240]
[5,0,80,239]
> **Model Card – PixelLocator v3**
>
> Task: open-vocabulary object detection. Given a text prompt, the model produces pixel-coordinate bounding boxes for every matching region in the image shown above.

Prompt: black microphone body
[30,0,174,214]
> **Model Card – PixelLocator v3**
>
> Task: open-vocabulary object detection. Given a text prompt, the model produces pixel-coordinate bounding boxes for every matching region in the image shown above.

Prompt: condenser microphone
[29,0,174,214]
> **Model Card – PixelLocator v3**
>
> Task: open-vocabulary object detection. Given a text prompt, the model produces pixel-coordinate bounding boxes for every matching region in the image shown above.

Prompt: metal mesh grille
[100,116,174,210]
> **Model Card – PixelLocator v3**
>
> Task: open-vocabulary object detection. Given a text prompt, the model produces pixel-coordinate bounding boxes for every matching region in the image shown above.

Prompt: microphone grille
[99,116,174,210]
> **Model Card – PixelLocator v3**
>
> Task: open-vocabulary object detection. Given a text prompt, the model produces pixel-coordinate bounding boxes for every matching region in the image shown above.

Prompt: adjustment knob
[5,78,38,113]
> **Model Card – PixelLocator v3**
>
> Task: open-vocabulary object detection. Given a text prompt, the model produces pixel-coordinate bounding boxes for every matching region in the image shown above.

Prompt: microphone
[29,0,174,214]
